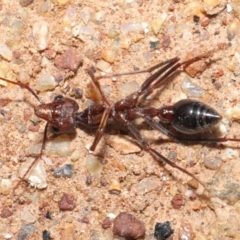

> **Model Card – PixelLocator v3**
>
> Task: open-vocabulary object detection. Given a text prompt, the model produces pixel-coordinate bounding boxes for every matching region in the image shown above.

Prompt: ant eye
[51,126,60,133]
[54,95,64,101]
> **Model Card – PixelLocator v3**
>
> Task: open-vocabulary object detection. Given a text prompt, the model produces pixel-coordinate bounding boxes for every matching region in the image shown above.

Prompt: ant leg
[92,57,180,82]
[0,76,44,104]
[89,108,111,151]
[87,70,112,152]
[139,50,217,96]
[145,115,240,144]
[118,114,207,189]
[139,57,180,92]
[13,122,49,193]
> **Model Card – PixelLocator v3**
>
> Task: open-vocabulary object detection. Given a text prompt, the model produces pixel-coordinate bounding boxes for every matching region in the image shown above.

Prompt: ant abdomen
[159,99,222,134]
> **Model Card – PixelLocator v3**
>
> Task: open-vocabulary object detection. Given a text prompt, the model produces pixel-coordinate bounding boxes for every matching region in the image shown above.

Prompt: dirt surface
[0,0,240,239]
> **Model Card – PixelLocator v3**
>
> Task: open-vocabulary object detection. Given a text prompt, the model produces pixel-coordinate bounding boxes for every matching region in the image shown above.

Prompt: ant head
[34,95,79,133]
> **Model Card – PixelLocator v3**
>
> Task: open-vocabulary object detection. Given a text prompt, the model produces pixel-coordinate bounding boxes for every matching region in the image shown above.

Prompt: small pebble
[78,25,95,35]
[0,43,12,61]
[23,108,32,121]
[0,207,13,218]
[113,212,145,239]
[178,222,194,240]
[58,193,76,211]
[0,179,12,195]
[19,0,34,7]
[44,48,56,59]
[151,14,167,35]
[108,27,120,39]
[52,0,70,6]
[70,150,81,162]
[37,1,52,15]
[201,16,210,27]
[45,211,52,219]
[80,7,91,25]
[184,51,208,77]
[120,22,143,34]
[154,221,174,240]
[232,0,240,19]
[102,217,112,229]
[85,155,103,178]
[108,180,121,195]
[184,2,205,17]
[81,216,90,224]
[17,224,36,240]
[92,11,105,24]
[86,175,92,186]
[60,223,75,240]
[70,88,83,99]
[120,37,132,49]
[35,74,56,92]
[181,78,205,97]
[32,21,49,51]
[149,40,160,49]
[187,179,199,189]
[18,70,30,84]
[101,49,116,63]
[53,164,73,178]
[0,99,11,107]
[42,230,51,240]
[226,106,240,120]
[19,158,47,189]
[193,15,200,24]
[226,3,232,12]
[224,148,239,159]
[204,156,222,170]
[226,18,240,41]
[162,35,171,48]
[203,0,226,15]
[213,68,224,78]
[15,121,27,133]
[21,208,37,223]
[120,80,139,99]
[96,59,111,72]
[54,47,83,72]
[107,135,141,154]
[171,194,186,209]
[28,123,40,132]
[48,134,72,157]
[63,6,77,28]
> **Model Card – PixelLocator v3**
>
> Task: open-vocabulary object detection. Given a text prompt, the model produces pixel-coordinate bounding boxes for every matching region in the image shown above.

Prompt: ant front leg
[13,122,49,194]
[0,76,44,104]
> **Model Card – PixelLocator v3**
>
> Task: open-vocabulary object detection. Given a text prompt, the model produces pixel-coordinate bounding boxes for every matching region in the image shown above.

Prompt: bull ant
[0,49,239,193]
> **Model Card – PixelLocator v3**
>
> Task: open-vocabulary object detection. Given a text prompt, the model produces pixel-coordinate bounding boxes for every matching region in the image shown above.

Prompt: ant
[0,49,239,193]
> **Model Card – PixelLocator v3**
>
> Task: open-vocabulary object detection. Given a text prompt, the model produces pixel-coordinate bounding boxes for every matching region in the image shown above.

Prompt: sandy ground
[0,0,240,239]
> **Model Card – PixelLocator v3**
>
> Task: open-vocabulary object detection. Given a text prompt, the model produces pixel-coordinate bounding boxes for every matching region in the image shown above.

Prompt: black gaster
[172,99,222,134]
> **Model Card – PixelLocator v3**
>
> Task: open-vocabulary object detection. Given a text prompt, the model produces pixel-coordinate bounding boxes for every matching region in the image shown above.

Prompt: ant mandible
[0,49,239,192]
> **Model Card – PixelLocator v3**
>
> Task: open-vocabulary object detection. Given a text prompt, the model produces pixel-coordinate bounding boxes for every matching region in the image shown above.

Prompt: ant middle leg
[87,69,112,152]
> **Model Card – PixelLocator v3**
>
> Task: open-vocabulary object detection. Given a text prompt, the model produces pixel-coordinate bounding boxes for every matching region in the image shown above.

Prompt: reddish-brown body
[1,49,237,191]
